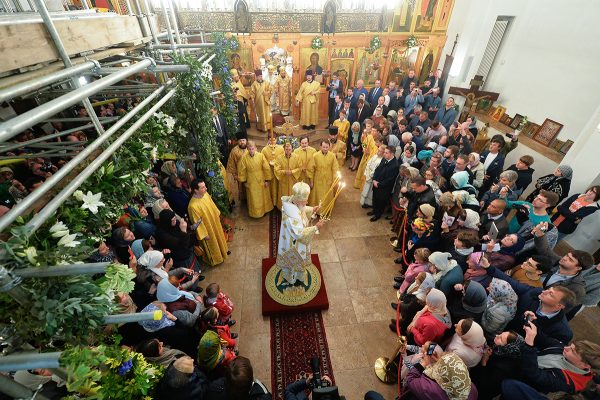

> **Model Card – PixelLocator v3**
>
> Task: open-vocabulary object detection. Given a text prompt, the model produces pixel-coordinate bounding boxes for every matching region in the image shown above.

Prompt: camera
[309,357,344,400]
[40,161,54,173]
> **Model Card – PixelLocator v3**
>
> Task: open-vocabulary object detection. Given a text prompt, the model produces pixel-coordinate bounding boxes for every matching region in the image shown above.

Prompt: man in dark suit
[211,106,230,164]
[350,80,369,109]
[326,73,343,127]
[330,95,343,126]
[479,135,506,197]
[400,69,418,93]
[372,96,389,117]
[427,69,445,94]
[342,99,356,125]
[479,199,509,239]
[368,146,399,221]
[367,79,383,105]
[355,99,371,125]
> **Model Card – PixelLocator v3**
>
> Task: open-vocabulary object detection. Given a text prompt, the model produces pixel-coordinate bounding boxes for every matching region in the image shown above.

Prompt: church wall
[441,0,600,144]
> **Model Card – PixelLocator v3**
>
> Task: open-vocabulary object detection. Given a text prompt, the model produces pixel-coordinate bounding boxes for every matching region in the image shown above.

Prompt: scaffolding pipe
[0,59,153,144]
[0,61,99,103]
[142,0,160,46]
[32,0,105,136]
[104,310,163,325]
[0,81,169,233]
[96,64,190,74]
[0,122,97,153]
[131,0,148,38]
[0,374,51,400]
[41,117,120,123]
[159,0,176,53]
[11,263,110,278]
[151,43,215,49]
[24,88,177,234]
[168,0,183,52]
[0,352,62,373]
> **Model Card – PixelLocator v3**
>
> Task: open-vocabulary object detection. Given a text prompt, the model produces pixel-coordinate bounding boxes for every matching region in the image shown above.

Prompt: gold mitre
[267,64,276,71]
[230,68,239,77]
[291,182,310,202]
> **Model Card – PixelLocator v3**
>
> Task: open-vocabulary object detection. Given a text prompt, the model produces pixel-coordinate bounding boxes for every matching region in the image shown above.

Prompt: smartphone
[427,343,437,356]
[525,314,533,324]
[478,252,486,264]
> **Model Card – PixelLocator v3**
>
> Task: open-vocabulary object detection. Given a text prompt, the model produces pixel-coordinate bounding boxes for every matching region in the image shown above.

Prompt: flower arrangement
[406,35,418,48]
[367,36,382,54]
[211,32,239,147]
[61,344,164,399]
[276,135,299,150]
[311,36,324,50]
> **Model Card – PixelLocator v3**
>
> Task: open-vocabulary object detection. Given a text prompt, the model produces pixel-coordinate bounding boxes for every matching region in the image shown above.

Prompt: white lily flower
[58,233,80,248]
[23,247,37,264]
[177,127,188,138]
[73,190,85,201]
[155,111,165,119]
[80,191,105,214]
[49,221,68,233]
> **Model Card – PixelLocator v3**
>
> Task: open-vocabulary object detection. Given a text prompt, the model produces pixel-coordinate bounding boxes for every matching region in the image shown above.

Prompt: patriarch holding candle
[276,182,325,286]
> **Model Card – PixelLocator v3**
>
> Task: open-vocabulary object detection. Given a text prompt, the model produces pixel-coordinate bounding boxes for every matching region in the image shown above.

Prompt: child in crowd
[199,307,238,352]
[203,283,235,327]
[397,248,432,293]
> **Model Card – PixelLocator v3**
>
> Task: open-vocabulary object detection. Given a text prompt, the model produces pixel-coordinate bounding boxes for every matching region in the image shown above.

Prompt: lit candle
[321,171,341,207]
[323,182,345,218]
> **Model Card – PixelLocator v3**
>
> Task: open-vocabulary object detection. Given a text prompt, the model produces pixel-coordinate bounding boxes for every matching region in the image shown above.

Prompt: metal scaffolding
[0,1,219,396]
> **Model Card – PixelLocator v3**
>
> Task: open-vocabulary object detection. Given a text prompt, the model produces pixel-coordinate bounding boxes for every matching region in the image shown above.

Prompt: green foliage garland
[61,344,164,399]
[211,32,238,135]
[169,55,230,215]
[311,36,324,49]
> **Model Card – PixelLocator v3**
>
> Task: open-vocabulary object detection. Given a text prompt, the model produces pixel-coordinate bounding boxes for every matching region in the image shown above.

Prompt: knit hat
[418,204,435,220]
[197,331,223,371]
[461,281,487,313]
[173,356,194,374]
[557,164,573,180]
[424,353,472,400]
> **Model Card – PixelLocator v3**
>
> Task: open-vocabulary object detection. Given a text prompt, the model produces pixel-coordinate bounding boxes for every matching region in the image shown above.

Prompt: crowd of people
[328,75,600,399]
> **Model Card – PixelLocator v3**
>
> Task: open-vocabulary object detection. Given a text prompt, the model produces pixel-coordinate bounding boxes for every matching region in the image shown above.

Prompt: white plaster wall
[441,0,600,143]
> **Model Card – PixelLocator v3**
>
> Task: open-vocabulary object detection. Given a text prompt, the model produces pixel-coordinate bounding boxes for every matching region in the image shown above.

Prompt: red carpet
[267,209,336,400]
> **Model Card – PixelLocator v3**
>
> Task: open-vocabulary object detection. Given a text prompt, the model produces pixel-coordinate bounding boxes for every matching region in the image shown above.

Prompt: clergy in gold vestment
[333,110,350,142]
[309,140,339,206]
[188,179,229,266]
[238,141,274,218]
[328,127,346,168]
[295,73,321,129]
[231,69,249,103]
[250,70,272,132]
[274,69,292,116]
[218,159,233,204]
[353,123,379,190]
[261,138,284,205]
[226,138,248,202]
[274,142,300,209]
[293,137,316,185]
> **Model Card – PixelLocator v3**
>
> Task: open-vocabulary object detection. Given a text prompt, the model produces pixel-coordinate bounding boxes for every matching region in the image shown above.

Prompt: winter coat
[411,310,450,345]
[551,193,600,234]
[404,364,479,400]
[580,267,600,306]
[526,174,571,205]
[506,164,534,195]
[436,265,464,298]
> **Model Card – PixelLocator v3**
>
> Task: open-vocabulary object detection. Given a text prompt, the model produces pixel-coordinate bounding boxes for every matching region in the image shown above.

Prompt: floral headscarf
[197,330,224,371]
[424,352,472,400]
[486,278,518,317]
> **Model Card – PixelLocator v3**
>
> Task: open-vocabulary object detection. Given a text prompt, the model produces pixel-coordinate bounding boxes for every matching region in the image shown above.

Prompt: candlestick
[269,113,274,139]
[323,182,345,218]
[321,172,341,207]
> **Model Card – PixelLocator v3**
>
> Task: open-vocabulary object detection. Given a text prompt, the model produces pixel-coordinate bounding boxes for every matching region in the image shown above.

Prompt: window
[476,16,514,86]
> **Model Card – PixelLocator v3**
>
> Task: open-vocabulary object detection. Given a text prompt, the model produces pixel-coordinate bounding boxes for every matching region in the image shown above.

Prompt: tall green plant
[211,32,238,134]
[169,55,230,215]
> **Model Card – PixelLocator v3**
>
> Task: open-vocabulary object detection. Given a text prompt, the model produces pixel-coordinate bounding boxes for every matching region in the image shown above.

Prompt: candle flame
[337,171,341,178]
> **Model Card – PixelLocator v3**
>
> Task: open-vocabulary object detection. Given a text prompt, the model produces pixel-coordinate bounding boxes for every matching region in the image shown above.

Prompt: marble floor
[201,160,600,400]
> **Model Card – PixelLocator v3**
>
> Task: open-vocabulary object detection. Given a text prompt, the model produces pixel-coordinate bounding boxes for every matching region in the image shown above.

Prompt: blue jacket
[487,266,573,344]
[404,94,424,117]
[435,106,458,130]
